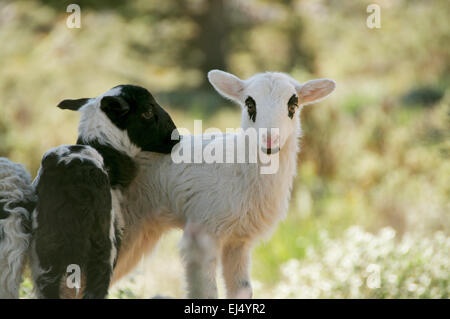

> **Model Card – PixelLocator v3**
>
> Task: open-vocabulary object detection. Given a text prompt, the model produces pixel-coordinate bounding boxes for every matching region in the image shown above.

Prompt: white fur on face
[208,71,336,150]
[242,73,300,149]
[77,87,140,157]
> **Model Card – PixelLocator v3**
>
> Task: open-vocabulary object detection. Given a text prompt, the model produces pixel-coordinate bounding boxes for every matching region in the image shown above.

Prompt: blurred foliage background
[1,0,448,298]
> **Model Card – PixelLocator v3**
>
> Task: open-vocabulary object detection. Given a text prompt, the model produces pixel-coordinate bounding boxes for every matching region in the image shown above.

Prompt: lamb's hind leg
[180,223,219,299]
[222,241,253,299]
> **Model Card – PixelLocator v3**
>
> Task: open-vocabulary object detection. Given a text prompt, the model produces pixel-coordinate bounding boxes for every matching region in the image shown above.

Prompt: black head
[57,85,179,154]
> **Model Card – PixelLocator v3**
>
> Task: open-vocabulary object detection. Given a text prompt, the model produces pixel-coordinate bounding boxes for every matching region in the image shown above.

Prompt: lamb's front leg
[180,223,218,298]
[222,241,253,299]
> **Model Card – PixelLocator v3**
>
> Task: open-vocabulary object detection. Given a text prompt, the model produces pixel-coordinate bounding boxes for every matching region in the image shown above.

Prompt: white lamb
[114,71,336,298]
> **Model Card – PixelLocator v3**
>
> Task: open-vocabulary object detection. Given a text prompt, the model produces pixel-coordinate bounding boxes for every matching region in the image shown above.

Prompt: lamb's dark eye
[245,96,256,122]
[142,110,153,120]
[288,94,298,119]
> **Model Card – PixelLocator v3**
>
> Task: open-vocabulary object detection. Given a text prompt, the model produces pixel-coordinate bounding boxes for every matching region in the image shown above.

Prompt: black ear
[56,98,91,111]
[100,96,130,117]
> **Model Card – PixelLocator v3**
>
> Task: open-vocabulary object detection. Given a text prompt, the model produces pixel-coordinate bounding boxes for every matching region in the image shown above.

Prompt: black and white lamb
[30,85,178,299]
[0,157,37,299]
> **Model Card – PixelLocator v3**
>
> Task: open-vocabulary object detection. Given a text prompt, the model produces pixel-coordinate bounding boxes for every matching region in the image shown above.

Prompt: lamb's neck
[237,132,299,234]
[257,132,299,185]
[77,138,138,190]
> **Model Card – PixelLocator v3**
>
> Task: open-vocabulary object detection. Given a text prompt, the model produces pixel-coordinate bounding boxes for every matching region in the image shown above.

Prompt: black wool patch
[288,94,298,119]
[77,138,138,190]
[34,146,113,298]
[245,96,257,122]
[0,202,8,219]
[68,145,86,153]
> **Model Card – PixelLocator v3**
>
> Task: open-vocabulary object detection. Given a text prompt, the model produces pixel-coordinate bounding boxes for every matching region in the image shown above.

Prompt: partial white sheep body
[134,130,297,239]
[0,157,36,299]
[115,71,336,299]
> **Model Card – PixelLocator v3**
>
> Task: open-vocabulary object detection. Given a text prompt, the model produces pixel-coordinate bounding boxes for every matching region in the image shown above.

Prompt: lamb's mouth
[261,146,280,155]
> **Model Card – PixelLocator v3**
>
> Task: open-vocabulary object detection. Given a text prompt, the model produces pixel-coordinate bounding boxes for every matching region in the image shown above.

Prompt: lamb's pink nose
[263,134,279,149]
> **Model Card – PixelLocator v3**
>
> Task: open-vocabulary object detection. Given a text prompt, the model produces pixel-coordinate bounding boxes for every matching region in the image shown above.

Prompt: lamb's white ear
[296,79,336,106]
[208,70,244,103]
